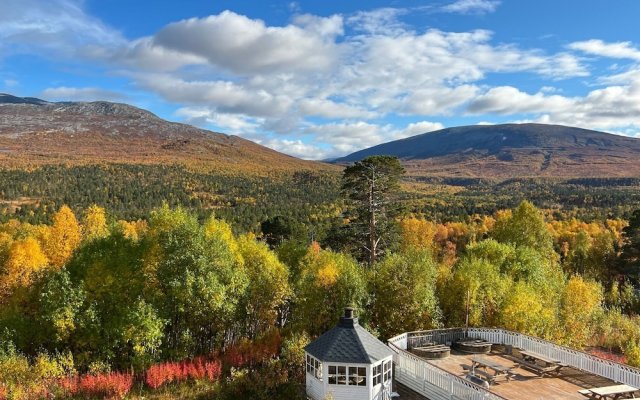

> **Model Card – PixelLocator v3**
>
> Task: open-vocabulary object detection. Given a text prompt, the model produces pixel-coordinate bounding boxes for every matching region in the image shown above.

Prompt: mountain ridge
[0,94,334,174]
[336,123,640,178]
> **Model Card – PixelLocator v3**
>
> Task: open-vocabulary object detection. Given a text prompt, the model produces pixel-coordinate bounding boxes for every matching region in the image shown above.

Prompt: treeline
[3,165,640,235]
[405,177,640,221]
[0,165,341,234]
[2,199,640,398]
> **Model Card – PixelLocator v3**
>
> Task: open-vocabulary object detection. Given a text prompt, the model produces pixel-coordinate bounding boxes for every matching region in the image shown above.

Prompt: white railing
[388,335,506,400]
[388,327,640,397]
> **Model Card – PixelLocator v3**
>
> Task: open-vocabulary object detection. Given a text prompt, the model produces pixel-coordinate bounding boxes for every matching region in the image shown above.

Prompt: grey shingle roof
[304,312,393,364]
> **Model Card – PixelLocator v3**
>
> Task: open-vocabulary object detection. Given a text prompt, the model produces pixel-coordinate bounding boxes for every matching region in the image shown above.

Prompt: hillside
[336,124,640,178]
[0,93,334,174]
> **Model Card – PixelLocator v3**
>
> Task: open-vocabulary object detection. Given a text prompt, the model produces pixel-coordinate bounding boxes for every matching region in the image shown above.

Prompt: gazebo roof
[304,308,393,364]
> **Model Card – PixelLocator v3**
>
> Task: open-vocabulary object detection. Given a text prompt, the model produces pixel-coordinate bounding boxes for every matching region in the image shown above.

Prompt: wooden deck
[426,349,619,400]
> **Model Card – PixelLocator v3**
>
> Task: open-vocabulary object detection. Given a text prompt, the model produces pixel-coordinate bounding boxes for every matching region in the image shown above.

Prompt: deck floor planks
[426,350,620,400]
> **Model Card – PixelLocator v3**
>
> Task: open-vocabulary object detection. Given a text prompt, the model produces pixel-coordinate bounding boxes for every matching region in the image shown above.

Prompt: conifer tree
[341,156,405,266]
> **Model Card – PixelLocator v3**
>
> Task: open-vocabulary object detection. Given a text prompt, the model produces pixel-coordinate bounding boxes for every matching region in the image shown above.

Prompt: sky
[2,0,640,160]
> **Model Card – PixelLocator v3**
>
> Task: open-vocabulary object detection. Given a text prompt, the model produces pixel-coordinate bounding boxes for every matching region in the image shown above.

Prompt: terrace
[388,328,640,400]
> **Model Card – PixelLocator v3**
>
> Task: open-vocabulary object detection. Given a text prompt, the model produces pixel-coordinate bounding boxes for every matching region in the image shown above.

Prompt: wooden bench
[578,389,592,397]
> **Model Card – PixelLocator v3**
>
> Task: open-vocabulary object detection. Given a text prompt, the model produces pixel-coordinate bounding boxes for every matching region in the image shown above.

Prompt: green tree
[371,250,441,338]
[492,201,555,257]
[294,244,367,335]
[341,156,405,267]
[237,234,291,337]
[145,206,248,357]
[618,209,640,282]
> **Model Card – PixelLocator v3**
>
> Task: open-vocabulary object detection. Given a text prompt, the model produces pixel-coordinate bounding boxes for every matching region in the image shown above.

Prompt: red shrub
[589,348,627,364]
[58,376,79,396]
[145,357,221,389]
[59,372,133,399]
[224,330,282,368]
[0,385,7,400]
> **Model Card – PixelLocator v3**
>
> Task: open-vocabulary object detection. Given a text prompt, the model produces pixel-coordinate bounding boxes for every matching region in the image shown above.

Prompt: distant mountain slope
[336,123,640,178]
[0,94,333,174]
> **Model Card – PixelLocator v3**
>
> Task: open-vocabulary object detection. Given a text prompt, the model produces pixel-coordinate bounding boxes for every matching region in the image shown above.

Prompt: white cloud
[400,121,445,137]
[111,38,208,72]
[135,74,292,117]
[41,86,128,102]
[568,39,640,61]
[298,98,376,119]
[467,86,573,114]
[261,138,328,160]
[441,0,501,14]
[465,72,640,133]
[153,11,343,75]
[175,107,262,134]
[0,0,124,57]
[3,79,19,88]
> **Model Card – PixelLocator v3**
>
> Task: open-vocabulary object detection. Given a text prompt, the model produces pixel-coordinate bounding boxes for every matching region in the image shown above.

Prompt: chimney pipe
[344,307,354,319]
[340,307,358,327]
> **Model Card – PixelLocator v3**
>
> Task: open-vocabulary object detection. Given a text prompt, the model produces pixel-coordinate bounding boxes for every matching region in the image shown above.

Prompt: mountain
[0,94,332,174]
[336,123,640,178]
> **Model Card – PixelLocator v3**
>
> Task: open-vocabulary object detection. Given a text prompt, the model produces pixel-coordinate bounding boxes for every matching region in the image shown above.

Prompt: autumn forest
[0,155,640,399]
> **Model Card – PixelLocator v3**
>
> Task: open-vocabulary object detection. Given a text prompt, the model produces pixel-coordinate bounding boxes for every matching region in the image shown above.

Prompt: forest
[2,164,640,232]
[1,158,640,399]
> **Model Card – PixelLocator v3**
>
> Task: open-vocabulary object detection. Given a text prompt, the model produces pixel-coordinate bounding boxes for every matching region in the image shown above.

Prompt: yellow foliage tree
[45,206,81,268]
[237,234,290,337]
[117,219,148,241]
[560,275,604,347]
[499,282,556,339]
[399,217,437,252]
[0,237,49,297]
[204,217,244,266]
[82,205,108,241]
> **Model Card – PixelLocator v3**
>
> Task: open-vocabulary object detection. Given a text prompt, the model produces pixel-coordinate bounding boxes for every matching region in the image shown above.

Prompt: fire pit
[454,338,492,354]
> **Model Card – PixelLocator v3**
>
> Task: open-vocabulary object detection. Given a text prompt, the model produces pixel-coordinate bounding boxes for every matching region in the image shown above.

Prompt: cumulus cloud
[41,86,128,102]
[441,0,501,14]
[175,107,262,134]
[298,98,377,119]
[261,138,328,160]
[401,121,445,137]
[467,86,573,114]
[153,11,342,75]
[466,72,640,133]
[568,39,640,61]
[135,74,292,117]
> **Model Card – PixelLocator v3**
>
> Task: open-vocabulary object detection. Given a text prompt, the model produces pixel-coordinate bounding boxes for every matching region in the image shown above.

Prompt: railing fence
[388,328,640,400]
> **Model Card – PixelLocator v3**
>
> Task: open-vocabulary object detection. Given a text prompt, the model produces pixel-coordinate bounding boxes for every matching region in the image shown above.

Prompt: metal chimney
[340,307,358,327]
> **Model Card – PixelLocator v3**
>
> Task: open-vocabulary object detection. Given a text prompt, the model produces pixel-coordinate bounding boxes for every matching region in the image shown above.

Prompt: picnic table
[578,384,639,399]
[506,350,566,377]
[471,356,516,382]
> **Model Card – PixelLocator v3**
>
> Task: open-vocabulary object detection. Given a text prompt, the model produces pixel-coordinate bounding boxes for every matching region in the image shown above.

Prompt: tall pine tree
[341,156,405,267]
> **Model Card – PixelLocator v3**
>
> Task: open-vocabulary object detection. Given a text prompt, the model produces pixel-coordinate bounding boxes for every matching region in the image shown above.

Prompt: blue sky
[2,0,640,159]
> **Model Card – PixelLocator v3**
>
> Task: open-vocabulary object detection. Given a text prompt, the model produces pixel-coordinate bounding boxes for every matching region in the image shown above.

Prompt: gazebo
[304,307,395,400]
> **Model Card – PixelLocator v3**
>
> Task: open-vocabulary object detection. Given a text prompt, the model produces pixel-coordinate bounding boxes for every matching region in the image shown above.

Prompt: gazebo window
[383,360,392,382]
[306,354,322,380]
[349,367,367,386]
[373,363,382,386]
[328,365,365,385]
